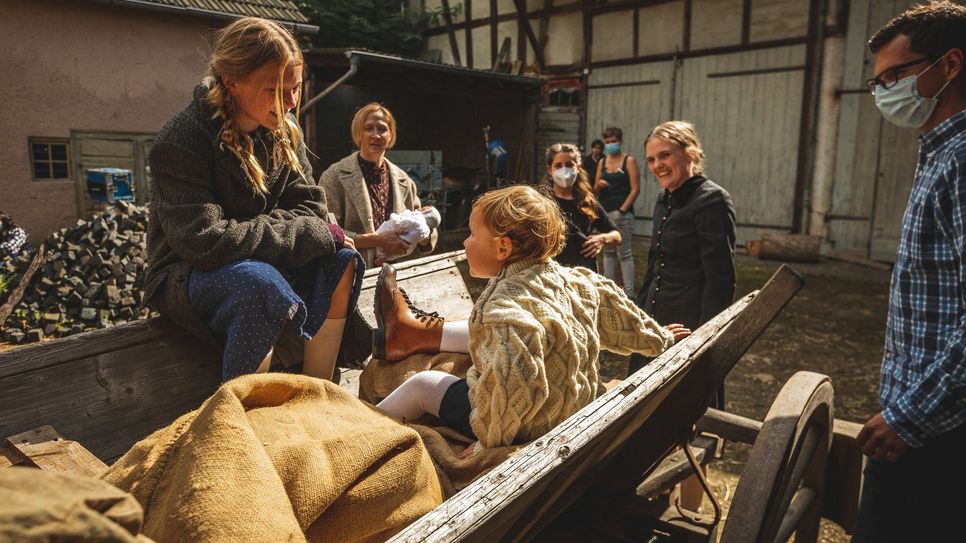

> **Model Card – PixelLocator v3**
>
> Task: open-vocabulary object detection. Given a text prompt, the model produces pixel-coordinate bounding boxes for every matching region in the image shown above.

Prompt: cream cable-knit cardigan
[466,259,675,450]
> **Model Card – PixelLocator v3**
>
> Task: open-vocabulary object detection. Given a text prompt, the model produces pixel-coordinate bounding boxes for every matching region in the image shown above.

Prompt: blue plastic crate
[86,168,135,203]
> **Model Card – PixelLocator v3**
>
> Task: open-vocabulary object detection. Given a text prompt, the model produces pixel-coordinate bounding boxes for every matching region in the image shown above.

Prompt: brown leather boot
[373,263,444,361]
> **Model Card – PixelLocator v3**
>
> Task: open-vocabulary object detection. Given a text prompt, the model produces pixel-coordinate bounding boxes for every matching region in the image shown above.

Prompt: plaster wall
[1,0,211,238]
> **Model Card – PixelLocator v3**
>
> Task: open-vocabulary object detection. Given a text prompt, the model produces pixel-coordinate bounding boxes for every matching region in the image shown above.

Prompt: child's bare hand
[665,323,691,343]
[458,441,479,459]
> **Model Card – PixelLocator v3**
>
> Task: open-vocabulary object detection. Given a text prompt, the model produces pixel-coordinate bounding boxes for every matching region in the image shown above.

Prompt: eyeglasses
[866,57,933,94]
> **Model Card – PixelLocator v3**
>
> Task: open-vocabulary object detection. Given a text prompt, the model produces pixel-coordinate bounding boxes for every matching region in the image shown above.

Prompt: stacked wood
[749,233,822,263]
[2,202,156,345]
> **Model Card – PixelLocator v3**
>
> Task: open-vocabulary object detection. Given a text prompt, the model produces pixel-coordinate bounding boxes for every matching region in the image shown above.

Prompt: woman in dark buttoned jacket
[630,121,736,376]
[144,18,363,382]
[319,103,437,268]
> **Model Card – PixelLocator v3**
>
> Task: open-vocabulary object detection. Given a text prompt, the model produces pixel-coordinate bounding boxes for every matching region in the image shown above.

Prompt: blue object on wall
[86,168,135,203]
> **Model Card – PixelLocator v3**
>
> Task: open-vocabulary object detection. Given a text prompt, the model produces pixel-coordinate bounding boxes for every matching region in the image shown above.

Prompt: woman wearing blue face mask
[546,143,620,272]
[593,126,640,296]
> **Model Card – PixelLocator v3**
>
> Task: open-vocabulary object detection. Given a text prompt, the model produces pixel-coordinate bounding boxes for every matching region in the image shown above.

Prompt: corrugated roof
[142,0,309,23]
[92,0,316,30]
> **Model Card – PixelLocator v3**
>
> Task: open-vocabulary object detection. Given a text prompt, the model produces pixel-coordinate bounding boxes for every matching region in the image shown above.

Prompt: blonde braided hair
[205,17,305,193]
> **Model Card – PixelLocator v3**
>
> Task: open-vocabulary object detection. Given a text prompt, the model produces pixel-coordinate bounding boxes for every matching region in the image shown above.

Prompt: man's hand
[665,323,691,343]
[857,411,910,462]
[343,236,356,251]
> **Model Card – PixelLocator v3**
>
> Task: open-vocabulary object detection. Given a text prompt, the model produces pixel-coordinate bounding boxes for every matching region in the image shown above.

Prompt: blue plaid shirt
[881,108,966,447]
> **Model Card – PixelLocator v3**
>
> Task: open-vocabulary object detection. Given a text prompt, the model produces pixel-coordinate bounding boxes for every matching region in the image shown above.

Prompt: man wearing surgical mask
[545,143,620,272]
[854,2,966,541]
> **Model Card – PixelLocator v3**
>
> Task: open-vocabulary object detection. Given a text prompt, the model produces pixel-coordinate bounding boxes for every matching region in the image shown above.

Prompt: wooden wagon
[0,250,864,542]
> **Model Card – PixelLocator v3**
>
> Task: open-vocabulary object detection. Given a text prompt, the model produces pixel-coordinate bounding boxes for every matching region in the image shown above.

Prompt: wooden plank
[6,425,107,477]
[697,407,763,444]
[0,245,45,325]
[0,446,27,469]
[635,433,719,498]
[0,333,221,461]
[0,316,190,379]
[822,418,863,533]
[389,265,803,542]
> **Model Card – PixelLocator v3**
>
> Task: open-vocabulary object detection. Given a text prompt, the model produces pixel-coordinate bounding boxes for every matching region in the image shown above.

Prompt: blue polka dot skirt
[188,248,365,381]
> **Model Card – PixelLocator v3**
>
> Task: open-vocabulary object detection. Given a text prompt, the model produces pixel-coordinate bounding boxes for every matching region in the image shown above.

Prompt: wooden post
[441,0,463,66]
[513,0,546,70]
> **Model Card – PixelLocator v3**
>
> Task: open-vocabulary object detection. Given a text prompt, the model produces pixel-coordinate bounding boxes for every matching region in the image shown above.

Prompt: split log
[757,233,822,262]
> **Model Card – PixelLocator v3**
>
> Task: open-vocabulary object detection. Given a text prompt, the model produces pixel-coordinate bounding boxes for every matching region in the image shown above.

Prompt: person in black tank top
[544,143,620,272]
[593,126,641,297]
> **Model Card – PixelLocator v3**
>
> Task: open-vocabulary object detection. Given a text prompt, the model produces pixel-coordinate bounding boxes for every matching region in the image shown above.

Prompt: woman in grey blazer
[319,103,437,267]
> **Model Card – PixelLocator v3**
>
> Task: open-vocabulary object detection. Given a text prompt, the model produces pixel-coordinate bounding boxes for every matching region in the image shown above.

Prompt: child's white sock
[440,320,471,353]
[377,370,460,422]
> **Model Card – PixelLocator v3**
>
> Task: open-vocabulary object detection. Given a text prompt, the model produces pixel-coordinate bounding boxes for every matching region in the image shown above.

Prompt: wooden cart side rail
[0,250,476,462]
[388,265,804,543]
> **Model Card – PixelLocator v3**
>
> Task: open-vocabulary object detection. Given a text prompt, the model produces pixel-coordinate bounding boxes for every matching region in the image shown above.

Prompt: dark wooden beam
[582,0,592,68]
[741,0,752,45]
[683,0,692,52]
[490,0,498,65]
[426,0,682,37]
[538,0,554,61]
[465,0,474,67]
[440,0,463,66]
[792,0,826,233]
[633,6,640,57]
[589,36,808,69]
[512,0,546,68]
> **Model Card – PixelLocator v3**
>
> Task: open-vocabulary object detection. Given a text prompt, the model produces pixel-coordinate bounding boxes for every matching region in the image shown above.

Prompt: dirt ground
[595,241,892,542]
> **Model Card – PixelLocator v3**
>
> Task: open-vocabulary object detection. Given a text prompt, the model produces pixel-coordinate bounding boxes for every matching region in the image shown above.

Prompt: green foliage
[295,0,459,59]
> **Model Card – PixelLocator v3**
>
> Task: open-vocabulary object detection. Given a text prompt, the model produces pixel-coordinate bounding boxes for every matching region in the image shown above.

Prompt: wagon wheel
[720,371,834,543]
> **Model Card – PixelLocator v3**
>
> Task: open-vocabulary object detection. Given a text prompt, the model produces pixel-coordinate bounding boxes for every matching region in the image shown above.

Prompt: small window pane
[32,144,49,161]
[52,162,68,178]
[34,162,51,178]
[50,144,67,161]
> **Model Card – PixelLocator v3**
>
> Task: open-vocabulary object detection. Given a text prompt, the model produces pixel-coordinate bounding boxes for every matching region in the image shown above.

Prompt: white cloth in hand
[375,207,440,260]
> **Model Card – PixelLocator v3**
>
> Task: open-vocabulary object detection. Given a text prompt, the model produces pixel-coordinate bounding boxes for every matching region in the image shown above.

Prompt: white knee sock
[303,318,346,380]
[439,320,471,353]
[377,370,460,422]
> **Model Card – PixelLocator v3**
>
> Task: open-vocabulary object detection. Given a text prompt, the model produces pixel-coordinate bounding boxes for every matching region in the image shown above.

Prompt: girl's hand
[342,236,356,251]
[594,179,610,192]
[458,441,479,459]
[379,231,411,257]
[665,323,691,343]
[580,235,604,257]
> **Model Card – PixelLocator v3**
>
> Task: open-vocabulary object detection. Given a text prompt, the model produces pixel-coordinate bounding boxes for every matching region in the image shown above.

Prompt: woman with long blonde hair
[544,143,620,272]
[143,17,363,382]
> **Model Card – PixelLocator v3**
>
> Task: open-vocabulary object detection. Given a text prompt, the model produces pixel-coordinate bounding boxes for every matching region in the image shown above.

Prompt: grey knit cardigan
[143,84,341,344]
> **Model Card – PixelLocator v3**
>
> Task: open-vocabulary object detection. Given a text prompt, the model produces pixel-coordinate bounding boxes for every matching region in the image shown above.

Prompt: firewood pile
[2,202,157,345]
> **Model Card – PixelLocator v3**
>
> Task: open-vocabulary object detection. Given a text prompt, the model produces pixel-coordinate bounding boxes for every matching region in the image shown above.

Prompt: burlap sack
[360,353,521,496]
[0,466,153,542]
[102,373,442,543]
